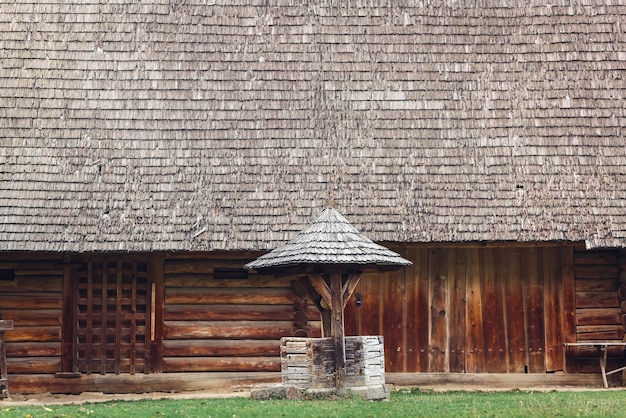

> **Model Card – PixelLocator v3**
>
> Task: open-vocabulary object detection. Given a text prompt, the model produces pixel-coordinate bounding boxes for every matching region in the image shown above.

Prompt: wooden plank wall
[572,248,625,372]
[162,253,319,373]
[344,245,577,374]
[0,254,64,374]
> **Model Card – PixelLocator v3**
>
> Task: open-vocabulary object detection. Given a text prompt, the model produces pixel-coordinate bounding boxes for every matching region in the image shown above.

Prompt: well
[245,208,411,400]
[281,335,389,400]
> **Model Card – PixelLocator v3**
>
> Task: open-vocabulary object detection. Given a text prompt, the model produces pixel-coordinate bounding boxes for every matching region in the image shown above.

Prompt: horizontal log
[575,279,618,293]
[163,339,279,357]
[1,309,62,326]
[164,288,293,305]
[576,292,620,309]
[164,320,294,340]
[577,325,624,334]
[575,265,619,280]
[162,356,280,373]
[0,293,62,309]
[0,255,63,265]
[5,342,62,357]
[575,359,626,375]
[576,308,623,326]
[577,329,624,341]
[574,251,619,266]
[567,345,626,357]
[7,357,61,374]
[165,274,292,289]
[0,276,63,292]
[8,371,281,395]
[164,304,294,321]
[4,326,61,342]
[165,260,246,274]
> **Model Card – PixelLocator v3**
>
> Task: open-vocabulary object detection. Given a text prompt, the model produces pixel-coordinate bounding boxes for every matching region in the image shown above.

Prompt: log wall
[161,253,320,373]
[572,248,625,372]
[0,254,64,374]
[0,245,623,395]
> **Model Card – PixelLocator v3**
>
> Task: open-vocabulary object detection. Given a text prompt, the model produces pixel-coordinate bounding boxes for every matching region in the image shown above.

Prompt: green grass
[2,390,625,418]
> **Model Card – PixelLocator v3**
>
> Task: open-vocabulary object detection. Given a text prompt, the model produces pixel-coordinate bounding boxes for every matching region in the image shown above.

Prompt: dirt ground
[1,384,617,407]
[2,389,250,407]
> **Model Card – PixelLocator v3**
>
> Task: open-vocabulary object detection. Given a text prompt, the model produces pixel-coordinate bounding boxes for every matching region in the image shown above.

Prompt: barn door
[74,258,151,374]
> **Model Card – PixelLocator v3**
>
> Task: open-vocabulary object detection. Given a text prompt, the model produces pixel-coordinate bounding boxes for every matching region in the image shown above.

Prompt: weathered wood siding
[0,254,64,374]
[344,245,580,374]
[572,248,625,372]
[1,246,623,386]
[162,253,319,372]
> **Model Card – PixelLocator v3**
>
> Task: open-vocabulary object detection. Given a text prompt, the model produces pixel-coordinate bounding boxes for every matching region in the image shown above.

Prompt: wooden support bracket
[342,273,361,309]
[307,274,333,311]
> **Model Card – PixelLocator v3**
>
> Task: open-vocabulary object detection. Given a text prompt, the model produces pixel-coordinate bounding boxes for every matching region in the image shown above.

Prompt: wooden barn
[1,0,626,394]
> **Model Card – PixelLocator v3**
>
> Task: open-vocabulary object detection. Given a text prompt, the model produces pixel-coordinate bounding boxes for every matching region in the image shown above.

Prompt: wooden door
[74,259,150,374]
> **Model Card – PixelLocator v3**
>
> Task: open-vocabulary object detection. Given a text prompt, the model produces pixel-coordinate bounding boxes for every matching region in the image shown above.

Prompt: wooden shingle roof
[1,1,626,252]
[245,207,412,269]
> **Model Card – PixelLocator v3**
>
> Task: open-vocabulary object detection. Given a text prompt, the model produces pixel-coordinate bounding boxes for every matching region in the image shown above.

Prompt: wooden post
[330,273,346,389]
[0,319,14,398]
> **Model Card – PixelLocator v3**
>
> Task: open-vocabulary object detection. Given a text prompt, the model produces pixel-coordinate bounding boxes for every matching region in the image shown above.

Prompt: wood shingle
[1,1,626,252]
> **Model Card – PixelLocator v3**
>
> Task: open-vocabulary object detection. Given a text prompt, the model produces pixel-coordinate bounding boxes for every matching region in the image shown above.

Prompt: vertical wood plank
[382,258,405,372]
[501,247,526,373]
[561,245,577,373]
[343,278,361,337]
[522,247,546,373]
[406,247,430,372]
[465,247,484,372]
[130,262,137,375]
[480,248,507,372]
[115,260,122,375]
[405,247,428,372]
[61,264,75,373]
[360,272,381,337]
[543,246,564,372]
[429,248,449,372]
[86,261,93,374]
[100,260,108,375]
[448,248,466,373]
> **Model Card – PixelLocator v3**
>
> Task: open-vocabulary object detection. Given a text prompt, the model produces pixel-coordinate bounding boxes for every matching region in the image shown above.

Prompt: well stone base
[280,336,389,401]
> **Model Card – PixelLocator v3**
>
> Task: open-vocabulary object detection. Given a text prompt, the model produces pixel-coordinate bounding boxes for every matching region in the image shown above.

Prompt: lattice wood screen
[75,259,150,374]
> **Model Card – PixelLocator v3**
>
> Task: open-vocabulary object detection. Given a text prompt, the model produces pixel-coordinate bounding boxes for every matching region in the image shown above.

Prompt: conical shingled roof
[245,208,412,270]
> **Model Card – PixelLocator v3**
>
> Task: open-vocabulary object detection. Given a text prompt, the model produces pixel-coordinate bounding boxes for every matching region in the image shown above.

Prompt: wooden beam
[307,274,332,311]
[299,277,331,337]
[342,274,361,310]
[330,273,346,389]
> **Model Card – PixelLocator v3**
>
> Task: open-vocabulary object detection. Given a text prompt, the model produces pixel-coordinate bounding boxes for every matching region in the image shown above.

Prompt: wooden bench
[564,342,626,388]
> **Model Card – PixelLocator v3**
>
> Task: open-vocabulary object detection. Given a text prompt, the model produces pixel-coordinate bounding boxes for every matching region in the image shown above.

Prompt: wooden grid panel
[75,260,149,375]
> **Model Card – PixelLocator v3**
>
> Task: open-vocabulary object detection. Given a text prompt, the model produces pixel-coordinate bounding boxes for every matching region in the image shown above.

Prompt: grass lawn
[2,389,625,418]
